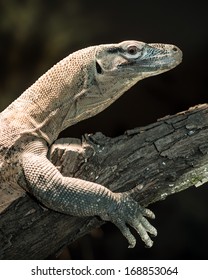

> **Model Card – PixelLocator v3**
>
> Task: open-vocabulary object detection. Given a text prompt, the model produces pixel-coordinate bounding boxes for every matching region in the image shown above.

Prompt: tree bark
[1,104,208,259]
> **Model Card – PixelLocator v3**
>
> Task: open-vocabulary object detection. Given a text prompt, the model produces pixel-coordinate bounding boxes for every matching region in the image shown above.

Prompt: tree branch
[1,104,208,259]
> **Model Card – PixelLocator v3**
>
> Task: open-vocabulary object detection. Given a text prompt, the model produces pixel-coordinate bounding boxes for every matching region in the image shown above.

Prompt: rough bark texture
[1,104,208,259]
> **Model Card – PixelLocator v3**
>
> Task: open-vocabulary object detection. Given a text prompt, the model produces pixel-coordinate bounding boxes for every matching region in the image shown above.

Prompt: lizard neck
[4,47,97,144]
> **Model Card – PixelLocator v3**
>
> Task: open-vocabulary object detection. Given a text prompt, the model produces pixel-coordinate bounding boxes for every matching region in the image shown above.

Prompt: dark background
[0,0,208,260]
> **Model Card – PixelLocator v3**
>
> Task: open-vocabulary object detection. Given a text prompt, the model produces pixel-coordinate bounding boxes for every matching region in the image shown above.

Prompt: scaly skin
[0,41,182,248]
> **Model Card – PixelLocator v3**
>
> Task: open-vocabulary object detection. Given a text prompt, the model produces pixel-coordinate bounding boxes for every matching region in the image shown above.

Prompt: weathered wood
[1,104,208,259]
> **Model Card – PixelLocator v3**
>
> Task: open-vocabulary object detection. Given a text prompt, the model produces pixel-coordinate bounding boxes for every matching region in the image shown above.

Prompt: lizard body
[0,41,182,248]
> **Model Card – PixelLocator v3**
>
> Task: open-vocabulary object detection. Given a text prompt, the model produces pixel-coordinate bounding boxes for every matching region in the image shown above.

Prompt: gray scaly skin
[0,40,182,248]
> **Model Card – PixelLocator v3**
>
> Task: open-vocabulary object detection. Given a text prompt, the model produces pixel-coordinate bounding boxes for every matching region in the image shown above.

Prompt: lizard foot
[101,193,157,248]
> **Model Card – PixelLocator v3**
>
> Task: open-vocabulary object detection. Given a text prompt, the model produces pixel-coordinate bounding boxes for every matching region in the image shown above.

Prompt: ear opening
[96,61,103,74]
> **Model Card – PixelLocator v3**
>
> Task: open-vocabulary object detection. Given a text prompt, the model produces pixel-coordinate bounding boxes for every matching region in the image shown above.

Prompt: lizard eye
[127,45,138,55]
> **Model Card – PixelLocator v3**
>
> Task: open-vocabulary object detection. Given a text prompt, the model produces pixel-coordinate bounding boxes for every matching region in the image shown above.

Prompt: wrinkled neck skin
[23,67,140,145]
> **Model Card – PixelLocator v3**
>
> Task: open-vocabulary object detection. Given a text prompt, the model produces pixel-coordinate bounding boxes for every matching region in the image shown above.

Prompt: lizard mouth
[138,44,183,71]
[138,55,182,71]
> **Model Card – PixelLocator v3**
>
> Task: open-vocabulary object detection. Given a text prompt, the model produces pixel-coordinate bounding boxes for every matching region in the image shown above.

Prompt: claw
[145,239,154,248]
[128,240,136,249]
[150,226,157,237]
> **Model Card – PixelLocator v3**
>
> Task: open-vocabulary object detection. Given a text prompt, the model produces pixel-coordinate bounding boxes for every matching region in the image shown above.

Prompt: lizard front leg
[21,139,157,248]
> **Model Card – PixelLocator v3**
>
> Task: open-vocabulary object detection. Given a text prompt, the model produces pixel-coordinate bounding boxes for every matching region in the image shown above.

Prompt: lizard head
[62,40,182,130]
[95,40,182,83]
[83,40,182,115]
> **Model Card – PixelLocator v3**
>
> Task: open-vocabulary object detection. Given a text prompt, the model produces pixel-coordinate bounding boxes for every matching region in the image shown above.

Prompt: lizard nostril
[172,47,178,52]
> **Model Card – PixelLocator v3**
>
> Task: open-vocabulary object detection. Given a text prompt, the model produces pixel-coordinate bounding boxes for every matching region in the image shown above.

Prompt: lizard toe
[138,205,156,219]
[113,219,137,248]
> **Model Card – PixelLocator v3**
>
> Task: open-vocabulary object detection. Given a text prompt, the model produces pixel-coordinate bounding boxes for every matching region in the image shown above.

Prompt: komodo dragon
[0,40,182,248]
